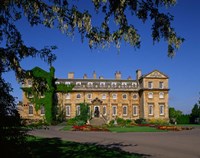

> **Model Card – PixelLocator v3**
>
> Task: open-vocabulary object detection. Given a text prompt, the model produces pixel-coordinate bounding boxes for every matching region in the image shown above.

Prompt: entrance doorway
[94,106,100,117]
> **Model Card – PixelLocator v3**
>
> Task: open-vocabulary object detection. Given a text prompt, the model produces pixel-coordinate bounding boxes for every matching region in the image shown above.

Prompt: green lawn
[108,126,166,132]
[24,137,142,158]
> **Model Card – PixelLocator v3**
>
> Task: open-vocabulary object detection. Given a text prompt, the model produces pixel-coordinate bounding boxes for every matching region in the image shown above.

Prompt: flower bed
[72,124,109,132]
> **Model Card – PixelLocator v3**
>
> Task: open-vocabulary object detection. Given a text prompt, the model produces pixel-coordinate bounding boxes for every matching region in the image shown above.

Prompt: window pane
[66,105,70,116]
[103,106,106,115]
[29,105,33,115]
[41,105,45,115]
[123,106,127,115]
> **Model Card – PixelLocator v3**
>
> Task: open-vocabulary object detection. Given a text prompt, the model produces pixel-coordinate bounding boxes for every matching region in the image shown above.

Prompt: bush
[177,114,190,124]
[148,119,169,126]
[67,118,78,125]
[135,118,147,124]
[116,118,126,126]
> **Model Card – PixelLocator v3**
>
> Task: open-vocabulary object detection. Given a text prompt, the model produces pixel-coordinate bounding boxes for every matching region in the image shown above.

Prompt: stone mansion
[19,67,169,123]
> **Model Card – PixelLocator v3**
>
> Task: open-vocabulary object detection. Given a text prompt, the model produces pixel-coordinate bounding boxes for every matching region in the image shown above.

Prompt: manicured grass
[62,125,72,131]
[108,126,166,132]
[25,136,142,158]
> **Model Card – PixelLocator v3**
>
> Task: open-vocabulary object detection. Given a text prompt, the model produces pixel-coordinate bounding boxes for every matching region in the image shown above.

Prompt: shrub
[135,118,147,124]
[116,118,126,126]
[148,119,169,126]
[67,118,78,125]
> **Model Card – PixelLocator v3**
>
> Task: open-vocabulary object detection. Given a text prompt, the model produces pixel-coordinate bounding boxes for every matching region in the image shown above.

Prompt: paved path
[29,126,200,158]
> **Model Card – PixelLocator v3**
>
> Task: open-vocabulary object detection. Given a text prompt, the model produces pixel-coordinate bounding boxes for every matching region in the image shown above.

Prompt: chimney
[136,69,142,80]
[68,72,74,79]
[115,71,121,80]
[93,71,97,79]
[83,74,87,79]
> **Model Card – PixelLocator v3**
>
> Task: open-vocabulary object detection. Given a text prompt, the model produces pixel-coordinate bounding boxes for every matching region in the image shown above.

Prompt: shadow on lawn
[27,137,150,158]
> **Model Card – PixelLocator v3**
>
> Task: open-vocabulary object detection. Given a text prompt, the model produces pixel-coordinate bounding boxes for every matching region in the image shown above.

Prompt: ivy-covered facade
[19,67,169,124]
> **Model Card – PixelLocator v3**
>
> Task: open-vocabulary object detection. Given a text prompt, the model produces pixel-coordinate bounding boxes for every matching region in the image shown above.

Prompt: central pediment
[144,70,168,79]
[91,97,103,104]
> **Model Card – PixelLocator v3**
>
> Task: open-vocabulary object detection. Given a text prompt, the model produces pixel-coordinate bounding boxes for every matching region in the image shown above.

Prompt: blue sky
[3,0,200,114]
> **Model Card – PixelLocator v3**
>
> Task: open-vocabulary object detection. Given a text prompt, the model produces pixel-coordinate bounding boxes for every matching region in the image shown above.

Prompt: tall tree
[0,0,184,152]
[190,98,200,124]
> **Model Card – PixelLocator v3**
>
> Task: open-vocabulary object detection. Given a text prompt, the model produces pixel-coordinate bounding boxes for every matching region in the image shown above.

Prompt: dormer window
[76,82,81,86]
[88,82,93,87]
[111,82,117,87]
[55,81,60,85]
[100,82,105,87]
[65,82,71,85]
[122,82,127,86]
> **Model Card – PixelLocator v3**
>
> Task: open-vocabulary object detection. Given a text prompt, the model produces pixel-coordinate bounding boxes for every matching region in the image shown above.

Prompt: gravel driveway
[29,126,200,158]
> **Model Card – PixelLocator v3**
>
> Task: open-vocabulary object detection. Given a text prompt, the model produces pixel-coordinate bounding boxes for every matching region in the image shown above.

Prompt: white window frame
[76,93,81,99]
[76,82,81,86]
[112,93,117,100]
[133,105,138,116]
[148,104,154,115]
[103,105,107,115]
[40,105,45,115]
[102,93,107,100]
[159,92,164,99]
[148,92,153,99]
[122,93,127,100]
[100,82,105,87]
[159,104,165,115]
[87,82,93,87]
[87,93,92,99]
[65,82,71,85]
[122,105,128,116]
[76,105,80,116]
[132,82,137,87]
[66,93,71,99]
[28,104,33,116]
[111,82,117,87]
[159,82,164,89]
[112,105,117,116]
[66,105,71,116]
[148,81,153,89]
[122,82,127,86]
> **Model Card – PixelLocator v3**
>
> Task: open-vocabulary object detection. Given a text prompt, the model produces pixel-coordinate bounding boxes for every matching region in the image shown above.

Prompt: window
[87,93,92,99]
[159,82,164,89]
[122,105,128,116]
[76,105,80,116]
[148,92,153,98]
[122,82,127,86]
[27,80,32,87]
[101,94,106,100]
[112,106,117,116]
[133,94,138,100]
[159,92,164,99]
[28,92,33,98]
[41,105,45,115]
[55,81,60,84]
[76,93,81,99]
[100,82,105,87]
[28,104,33,115]
[76,82,81,86]
[65,82,71,85]
[88,82,93,87]
[148,81,153,89]
[112,93,117,99]
[122,94,127,100]
[132,82,137,88]
[111,82,117,87]
[160,104,165,115]
[66,105,71,116]
[103,106,107,115]
[133,105,138,116]
[66,93,70,99]
[148,104,154,115]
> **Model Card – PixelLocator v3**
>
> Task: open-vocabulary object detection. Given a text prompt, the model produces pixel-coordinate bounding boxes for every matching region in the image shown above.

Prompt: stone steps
[89,117,106,126]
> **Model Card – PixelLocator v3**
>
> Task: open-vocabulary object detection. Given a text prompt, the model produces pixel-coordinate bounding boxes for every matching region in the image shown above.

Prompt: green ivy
[21,66,73,124]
